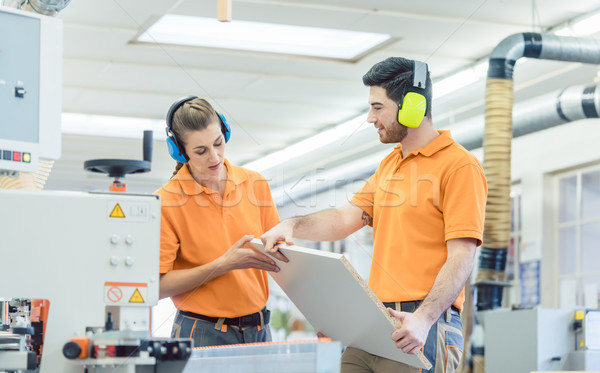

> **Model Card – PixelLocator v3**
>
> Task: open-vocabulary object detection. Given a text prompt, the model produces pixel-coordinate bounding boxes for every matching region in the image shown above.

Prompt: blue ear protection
[397,60,428,128]
[165,96,231,163]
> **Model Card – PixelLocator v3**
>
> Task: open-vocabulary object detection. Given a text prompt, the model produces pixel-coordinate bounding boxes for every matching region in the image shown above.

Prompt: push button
[2,150,11,160]
[22,153,31,163]
[13,152,21,162]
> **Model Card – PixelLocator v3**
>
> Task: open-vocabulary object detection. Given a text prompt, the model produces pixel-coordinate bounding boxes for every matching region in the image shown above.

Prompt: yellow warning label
[110,203,126,218]
[129,288,145,303]
[575,310,585,320]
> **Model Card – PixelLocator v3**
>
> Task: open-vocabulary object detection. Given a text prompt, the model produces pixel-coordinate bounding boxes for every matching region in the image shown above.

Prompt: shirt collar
[394,130,454,158]
[174,158,248,196]
[419,130,454,156]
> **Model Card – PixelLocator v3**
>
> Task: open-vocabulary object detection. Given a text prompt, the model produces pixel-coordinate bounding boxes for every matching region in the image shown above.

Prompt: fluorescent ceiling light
[270,147,390,204]
[61,113,166,139]
[433,61,488,100]
[246,58,489,171]
[243,114,369,171]
[555,10,600,36]
[138,15,391,60]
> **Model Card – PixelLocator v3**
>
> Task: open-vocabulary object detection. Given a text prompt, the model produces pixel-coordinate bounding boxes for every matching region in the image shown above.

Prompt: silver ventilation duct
[457,82,600,150]
[28,0,70,15]
[1,0,70,15]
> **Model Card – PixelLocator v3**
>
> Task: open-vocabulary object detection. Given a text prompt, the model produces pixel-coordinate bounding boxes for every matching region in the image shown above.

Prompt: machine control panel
[0,10,41,173]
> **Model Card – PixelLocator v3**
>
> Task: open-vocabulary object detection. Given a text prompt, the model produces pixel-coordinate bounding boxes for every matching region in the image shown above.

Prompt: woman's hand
[220,235,280,272]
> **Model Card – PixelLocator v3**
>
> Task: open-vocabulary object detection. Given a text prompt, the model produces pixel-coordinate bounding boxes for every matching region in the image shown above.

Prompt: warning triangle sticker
[129,288,145,303]
[110,203,126,218]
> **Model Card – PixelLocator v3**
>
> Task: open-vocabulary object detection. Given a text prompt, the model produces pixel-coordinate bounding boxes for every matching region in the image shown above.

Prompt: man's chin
[379,135,392,144]
[379,134,405,144]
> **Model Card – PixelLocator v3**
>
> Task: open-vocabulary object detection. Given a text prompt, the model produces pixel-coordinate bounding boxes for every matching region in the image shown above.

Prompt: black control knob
[63,341,82,359]
[176,341,191,359]
[12,327,34,335]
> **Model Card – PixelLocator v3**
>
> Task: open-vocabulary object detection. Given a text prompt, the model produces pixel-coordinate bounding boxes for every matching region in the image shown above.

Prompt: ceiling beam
[233,0,531,28]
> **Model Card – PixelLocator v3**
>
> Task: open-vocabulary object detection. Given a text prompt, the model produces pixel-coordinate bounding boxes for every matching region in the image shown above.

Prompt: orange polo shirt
[350,130,487,312]
[156,159,279,318]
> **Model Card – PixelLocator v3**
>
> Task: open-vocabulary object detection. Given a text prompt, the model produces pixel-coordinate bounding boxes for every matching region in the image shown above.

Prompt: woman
[156,96,280,347]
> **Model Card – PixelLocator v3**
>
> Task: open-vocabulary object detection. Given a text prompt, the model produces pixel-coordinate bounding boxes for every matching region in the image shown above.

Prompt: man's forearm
[288,203,368,242]
[415,239,476,325]
[289,209,351,242]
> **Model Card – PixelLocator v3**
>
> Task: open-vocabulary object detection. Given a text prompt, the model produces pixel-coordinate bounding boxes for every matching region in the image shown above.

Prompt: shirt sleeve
[159,205,180,274]
[260,182,280,233]
[250,175,280,233]
[350,173,377,226]
[442,163,488,246]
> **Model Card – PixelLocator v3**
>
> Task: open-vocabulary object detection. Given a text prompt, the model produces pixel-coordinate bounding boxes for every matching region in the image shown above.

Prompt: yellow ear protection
[165,96,231,163]
[397,60,428,128]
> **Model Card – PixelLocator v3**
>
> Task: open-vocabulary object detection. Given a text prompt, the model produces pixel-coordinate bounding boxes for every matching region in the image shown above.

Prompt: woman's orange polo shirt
[157,160,279,318]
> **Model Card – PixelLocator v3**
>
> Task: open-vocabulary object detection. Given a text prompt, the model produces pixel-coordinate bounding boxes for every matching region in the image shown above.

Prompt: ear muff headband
[165,96,232,163]
[412,60,427,89]
[397,60,428,128]
[218,113,231,143]
[166,96,196,163]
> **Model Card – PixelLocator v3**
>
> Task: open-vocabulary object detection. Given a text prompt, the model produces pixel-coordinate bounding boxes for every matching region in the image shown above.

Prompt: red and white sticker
[104,282,147,305]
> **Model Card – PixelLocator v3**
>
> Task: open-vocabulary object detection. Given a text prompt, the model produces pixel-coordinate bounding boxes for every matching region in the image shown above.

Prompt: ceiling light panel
[138,15,391,60]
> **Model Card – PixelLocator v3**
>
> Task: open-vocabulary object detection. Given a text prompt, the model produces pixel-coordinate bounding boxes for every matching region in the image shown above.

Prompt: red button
[13,152,21,162]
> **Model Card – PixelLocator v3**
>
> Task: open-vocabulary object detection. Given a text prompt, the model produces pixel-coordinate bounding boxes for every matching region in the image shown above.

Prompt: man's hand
[261,220,295,263]
[388,308,433,354]
[220,235,281,272]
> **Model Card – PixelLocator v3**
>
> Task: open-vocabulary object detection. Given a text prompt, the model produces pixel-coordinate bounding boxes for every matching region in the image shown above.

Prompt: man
[262,57,487,372]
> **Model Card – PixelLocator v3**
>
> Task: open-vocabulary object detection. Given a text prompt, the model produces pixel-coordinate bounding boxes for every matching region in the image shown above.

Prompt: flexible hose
[0,159,54,190]
[477,78,513,284]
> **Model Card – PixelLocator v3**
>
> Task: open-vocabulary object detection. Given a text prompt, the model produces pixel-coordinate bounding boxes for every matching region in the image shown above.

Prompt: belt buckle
[402,301,420,313]
[239,314,253,327]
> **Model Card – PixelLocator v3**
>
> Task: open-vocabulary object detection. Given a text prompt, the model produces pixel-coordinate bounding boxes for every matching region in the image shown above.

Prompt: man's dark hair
[362,57,432,117]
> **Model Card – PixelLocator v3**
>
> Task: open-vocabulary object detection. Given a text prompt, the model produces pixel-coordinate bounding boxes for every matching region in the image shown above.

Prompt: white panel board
[250,239,431,369]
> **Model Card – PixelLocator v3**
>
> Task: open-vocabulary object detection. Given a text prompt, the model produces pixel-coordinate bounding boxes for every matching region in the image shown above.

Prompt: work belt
[383,300,460,322]
[180,308,270,328]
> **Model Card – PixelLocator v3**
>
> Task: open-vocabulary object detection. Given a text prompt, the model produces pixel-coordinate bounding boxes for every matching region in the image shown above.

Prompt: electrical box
[0,7,62,173]
[575,309,600,350]
[483,308,573,372]
[483,308,600,372]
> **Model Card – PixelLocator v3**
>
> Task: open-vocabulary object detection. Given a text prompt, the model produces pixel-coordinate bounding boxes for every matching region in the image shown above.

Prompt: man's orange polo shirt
[156,159,279,318]
[350,130,487,312]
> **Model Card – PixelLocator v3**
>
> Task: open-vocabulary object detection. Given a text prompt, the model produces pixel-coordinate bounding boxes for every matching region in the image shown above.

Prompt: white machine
[0,189,341,373]
[0,189,192,372]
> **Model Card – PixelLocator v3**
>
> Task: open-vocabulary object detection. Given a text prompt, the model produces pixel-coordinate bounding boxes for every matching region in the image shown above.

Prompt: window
[555,166,600,308]
[505,187,523,306]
